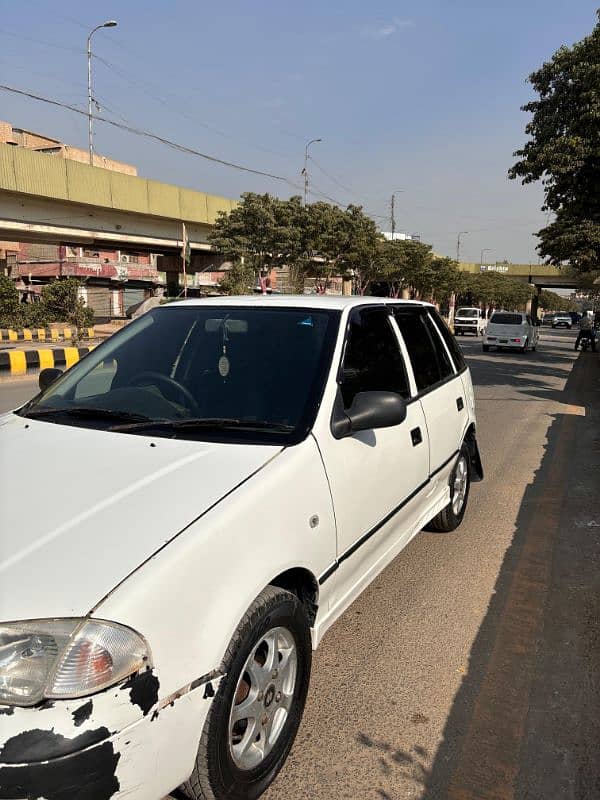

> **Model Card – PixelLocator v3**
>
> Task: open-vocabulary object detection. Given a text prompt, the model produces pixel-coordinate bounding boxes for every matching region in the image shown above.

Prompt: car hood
[0,413,281,620]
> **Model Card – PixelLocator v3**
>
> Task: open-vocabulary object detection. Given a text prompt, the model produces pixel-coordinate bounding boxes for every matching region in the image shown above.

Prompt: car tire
[181,586,312,800]
[482,345,490,352]
[424,449,471,533]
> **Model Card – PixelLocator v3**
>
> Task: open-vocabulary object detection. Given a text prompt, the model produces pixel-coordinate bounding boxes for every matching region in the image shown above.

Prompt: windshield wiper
[23,407,152,423]
[110,417,294,433]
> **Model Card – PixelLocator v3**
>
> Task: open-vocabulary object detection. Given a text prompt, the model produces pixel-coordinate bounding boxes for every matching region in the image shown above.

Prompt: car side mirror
[331,390,407,439]
[39,367,63,392]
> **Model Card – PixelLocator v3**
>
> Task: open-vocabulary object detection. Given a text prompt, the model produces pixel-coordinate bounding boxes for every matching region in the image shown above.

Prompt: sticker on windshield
[298,316,314,327]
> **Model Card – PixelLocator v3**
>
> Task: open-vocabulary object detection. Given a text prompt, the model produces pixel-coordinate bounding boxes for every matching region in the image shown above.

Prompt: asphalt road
[0,328,595,800]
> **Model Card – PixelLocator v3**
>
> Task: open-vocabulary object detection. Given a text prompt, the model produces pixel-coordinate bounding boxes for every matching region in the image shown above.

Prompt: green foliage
[539,289,573,312]
[218,259,255,296]
[463,272,533,309]
[210,191,465,303]
[0,275,20,325]
[509,11,600,272]
[41,278,94,330]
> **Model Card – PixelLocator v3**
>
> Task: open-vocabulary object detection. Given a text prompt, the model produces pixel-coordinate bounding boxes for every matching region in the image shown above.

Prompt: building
[382,231,421,242]
[0,121,137,175]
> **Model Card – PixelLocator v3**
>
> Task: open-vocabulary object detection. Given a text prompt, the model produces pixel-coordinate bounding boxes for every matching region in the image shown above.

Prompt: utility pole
[390,189,403,240]
[87,20,117,165]
[456,231,468,263]
[303,138,322,206]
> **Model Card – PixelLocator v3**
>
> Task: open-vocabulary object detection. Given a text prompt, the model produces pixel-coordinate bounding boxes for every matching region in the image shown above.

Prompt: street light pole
[456,231,468,263]
[87,20,117,165]
[303,138,322,206]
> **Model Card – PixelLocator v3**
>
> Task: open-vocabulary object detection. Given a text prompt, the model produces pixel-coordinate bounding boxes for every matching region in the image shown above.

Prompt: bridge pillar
[528,285,542,321]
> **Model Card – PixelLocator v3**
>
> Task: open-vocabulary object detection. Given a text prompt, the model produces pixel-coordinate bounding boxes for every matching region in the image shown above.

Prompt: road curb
[0,346,95,376]
[0,327,95,342]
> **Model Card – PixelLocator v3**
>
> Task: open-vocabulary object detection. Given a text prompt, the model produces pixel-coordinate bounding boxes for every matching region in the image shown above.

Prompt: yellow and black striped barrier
[0,346,95,376]
[0,327,95,342]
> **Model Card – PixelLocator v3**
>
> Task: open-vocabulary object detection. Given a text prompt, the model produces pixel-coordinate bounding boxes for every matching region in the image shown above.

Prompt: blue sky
[1,0,598,263]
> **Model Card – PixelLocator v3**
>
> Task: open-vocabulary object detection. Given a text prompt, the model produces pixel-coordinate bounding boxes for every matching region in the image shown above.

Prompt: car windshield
[456,308,479,317]
[489,313,523,325]
[19,305,340,444]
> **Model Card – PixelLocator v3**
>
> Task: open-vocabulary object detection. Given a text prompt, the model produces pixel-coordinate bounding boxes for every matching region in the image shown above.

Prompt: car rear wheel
[424,449,471,533]
[482,345,490,352]
[181,586,312,800]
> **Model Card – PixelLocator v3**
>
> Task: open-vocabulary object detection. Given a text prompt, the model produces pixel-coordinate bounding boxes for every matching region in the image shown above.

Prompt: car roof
[167,295,434,311]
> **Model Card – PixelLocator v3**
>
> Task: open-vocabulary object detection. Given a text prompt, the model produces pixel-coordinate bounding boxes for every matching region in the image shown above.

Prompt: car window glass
[340,307,410,408]
[392,309,442,391]
[489,313,523,325]
[423,313,454,379]
[429,310,466,371]
[74,359,118,399]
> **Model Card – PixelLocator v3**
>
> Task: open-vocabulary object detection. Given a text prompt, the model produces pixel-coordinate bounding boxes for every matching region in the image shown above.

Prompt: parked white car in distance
[0,296,483,800]
[454,307,487,336]
[483,311,539,352]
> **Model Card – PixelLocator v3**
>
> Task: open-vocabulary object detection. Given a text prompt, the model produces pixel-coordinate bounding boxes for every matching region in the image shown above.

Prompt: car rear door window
[429,311,466,371]
[392,308,454,392]
[340,307,410,408]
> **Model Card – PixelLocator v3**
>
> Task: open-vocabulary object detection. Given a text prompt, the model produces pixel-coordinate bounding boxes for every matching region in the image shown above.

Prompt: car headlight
[0,619,150,707]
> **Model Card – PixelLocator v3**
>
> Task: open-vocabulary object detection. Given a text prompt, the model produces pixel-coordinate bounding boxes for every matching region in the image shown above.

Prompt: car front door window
[340,307,410,408]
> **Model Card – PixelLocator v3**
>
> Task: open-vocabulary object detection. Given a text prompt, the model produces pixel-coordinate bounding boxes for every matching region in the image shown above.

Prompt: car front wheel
[181,586,312,800]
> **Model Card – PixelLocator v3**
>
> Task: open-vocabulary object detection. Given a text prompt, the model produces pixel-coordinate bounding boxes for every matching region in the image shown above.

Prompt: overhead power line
[0,83,300,185]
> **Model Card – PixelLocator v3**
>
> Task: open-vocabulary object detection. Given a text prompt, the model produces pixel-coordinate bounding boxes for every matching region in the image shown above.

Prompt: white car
[483,311,539,353]
[551,314,572,329]
[0,297,483,800]
[453,307,487,336]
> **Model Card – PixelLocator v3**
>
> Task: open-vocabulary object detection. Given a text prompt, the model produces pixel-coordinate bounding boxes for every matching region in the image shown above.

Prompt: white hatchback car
[483,311,539,353]
[0,297,483,800]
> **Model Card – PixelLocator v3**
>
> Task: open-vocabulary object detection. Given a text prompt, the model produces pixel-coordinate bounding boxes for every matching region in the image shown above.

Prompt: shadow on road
[416,353,600,800]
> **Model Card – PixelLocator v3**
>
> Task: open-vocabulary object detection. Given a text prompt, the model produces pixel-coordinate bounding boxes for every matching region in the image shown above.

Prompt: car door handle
[411,427,423,446]
[456,397,464,411]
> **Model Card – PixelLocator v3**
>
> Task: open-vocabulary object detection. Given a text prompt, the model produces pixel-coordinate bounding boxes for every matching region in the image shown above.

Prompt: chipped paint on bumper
[0,676,219,799]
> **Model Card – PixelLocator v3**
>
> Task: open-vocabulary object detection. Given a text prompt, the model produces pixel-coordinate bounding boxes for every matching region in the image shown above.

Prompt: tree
[334,205,384,295]
[509,11,600,273]
[0,275,20,326]
[209,192,308,293]
[465,272,533,311]
[218,258,255,295]
[539,289,573,312]
[41,278,94,331]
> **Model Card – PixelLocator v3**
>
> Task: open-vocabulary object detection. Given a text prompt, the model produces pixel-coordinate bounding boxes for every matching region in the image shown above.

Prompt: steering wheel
[127,371,200,415]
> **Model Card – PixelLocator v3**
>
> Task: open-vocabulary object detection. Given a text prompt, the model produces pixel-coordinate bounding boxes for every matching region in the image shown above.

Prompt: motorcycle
[579,326,598,352]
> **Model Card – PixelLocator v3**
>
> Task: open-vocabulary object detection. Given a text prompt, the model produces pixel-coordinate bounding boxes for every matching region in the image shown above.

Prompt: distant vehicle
[454,307,486,336]
[552,313,572,329]
[542,313,555,326]
[483,311,539,353]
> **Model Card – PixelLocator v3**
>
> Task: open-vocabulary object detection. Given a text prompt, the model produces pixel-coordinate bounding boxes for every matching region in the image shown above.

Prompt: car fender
[93,434,337,702]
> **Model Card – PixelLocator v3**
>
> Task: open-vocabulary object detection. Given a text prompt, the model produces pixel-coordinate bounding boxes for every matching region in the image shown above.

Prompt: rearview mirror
[205,318,248,334]
[38,367,63,392]
[331,390,407,439]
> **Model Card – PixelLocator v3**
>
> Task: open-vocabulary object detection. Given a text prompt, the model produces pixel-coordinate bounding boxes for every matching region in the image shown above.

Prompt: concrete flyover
[0,143,236,261]
[458,261,579,290]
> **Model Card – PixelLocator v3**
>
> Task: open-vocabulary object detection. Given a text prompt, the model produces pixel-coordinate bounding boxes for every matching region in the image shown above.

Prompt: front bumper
[0,673,218,800]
